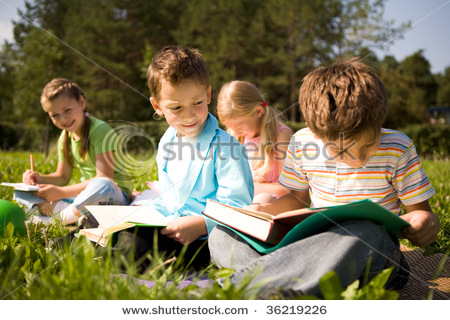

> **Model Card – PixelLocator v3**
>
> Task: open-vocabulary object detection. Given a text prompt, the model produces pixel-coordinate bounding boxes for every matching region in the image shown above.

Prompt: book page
[274,207,321,220]
[79,227,104,238]
[78,228,110,247]
[207,200,275,221]
[1,182,40,191]
[104,222,136,235]
[85,205,168,230]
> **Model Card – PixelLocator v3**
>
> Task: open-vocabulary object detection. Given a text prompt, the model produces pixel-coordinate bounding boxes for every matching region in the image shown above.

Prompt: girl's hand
[160,216,207,245]
[23,170,41,185]
[35,184,64,202]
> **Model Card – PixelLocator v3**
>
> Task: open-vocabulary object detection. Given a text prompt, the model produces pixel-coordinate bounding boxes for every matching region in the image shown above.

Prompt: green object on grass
[0,199,27,236]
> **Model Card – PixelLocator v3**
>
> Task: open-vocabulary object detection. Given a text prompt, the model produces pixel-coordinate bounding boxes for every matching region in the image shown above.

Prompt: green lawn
[0,151,448,300]
[418,158,450,255]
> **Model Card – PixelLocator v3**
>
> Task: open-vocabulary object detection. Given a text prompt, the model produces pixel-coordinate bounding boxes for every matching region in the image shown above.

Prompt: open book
[78,205,168,247]
[203,199,410,254]
[1,182,40,191]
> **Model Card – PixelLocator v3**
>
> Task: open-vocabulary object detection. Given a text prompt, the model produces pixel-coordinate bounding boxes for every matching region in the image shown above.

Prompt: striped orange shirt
[279,128,435,214]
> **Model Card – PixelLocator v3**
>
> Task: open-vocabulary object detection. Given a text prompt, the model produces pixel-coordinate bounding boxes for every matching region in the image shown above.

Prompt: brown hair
[41,78,91,167]
[217,80,283,182]
[299,57,388,141]
[147,46,209,101]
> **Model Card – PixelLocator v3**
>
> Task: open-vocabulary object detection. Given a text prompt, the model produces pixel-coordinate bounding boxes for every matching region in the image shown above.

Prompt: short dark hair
[299,57,388,141]
[147,46,209,101]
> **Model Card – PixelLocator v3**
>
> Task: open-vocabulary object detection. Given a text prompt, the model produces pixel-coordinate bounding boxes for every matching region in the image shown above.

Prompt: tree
[335,0,410,55]
[173,0,259,107]
[399,50,438,122]
[436,67,450,106]
[379,55,414,128]
[9,0,159,122]
[379,51,439,128]
[0,0,419,128]
[262,0,342,121]
[0,42,17,122]
[6,0,69,123]
[12,27,64,124]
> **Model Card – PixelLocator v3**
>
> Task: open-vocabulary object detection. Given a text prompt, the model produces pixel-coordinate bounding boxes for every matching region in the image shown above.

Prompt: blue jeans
[14,177,129,215]
[208,220,409,297]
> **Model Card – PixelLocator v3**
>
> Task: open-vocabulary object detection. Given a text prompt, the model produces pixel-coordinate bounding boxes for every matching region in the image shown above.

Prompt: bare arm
[34,151,116,202]
[401,200,440,247]
[254,128,292,197]
[253,181,290,197]
[23,160,73,186]
[251,189,310,214]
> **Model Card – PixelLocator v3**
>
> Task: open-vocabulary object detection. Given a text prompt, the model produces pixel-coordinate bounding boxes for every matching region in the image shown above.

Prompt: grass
[401,158,450,255]
[0,151,449,300]
[0,151,260,300]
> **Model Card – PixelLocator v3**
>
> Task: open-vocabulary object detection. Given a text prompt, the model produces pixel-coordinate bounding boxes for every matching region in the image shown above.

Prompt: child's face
[321,132,380,168]
[151,81,211,137]
[44,95,86,138]
[222,107,264,139]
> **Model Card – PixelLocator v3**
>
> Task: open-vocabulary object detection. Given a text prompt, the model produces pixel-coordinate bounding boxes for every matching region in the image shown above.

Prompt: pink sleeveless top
[245,123,292,183]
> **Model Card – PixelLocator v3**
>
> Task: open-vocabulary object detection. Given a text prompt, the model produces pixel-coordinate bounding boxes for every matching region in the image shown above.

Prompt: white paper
[1,182,40,191]
[129,189,159,206]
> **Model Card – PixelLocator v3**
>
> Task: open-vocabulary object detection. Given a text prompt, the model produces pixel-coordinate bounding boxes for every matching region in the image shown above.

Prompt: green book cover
[225,199,410,254]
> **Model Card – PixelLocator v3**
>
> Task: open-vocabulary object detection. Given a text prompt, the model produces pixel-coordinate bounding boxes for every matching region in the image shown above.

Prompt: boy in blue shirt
[114,46,254,271]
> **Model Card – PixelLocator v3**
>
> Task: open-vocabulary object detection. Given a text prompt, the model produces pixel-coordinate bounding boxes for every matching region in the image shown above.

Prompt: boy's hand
[401,201,440,248]
[161,216,207,245]
[247,190,310,214]
[23,170,41,185]
[35,184,64,202]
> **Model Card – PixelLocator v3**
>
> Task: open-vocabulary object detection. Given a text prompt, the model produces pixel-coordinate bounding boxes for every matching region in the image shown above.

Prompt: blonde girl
[217,80,292,203]
[18,78,133,225]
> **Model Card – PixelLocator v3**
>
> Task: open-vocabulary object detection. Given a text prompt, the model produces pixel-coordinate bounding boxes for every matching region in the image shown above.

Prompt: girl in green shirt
[18,78,132,225]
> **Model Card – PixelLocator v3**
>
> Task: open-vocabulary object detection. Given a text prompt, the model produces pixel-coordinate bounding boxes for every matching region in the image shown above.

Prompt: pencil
[30,154,34,172]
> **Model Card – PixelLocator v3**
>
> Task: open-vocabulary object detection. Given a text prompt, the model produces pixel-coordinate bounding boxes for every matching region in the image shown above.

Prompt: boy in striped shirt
[209,58,440,297]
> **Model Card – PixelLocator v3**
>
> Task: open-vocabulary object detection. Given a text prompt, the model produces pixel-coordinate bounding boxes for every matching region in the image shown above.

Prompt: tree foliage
[0,0,447,129]
[436,67,450,107]
[379,50,439,127]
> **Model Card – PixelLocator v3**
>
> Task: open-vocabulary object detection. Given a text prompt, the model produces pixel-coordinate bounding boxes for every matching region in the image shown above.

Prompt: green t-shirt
[57,116,133,197]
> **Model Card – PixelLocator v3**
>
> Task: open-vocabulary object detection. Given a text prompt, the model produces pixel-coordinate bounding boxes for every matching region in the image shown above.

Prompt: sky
[0,0,449,74]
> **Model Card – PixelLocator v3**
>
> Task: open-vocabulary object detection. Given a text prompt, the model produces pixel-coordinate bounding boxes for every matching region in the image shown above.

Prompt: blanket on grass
[398,244,450,300]
[118,245,450,300]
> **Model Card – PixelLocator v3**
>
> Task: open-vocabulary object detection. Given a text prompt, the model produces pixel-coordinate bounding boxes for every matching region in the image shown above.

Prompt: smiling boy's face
[151,80,211,137]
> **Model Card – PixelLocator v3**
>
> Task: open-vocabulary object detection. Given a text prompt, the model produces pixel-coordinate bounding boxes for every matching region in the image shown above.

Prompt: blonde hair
[217,80,282,182]
[41,78,90,167]
[147,46,209,102]
[299,57,388,141]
